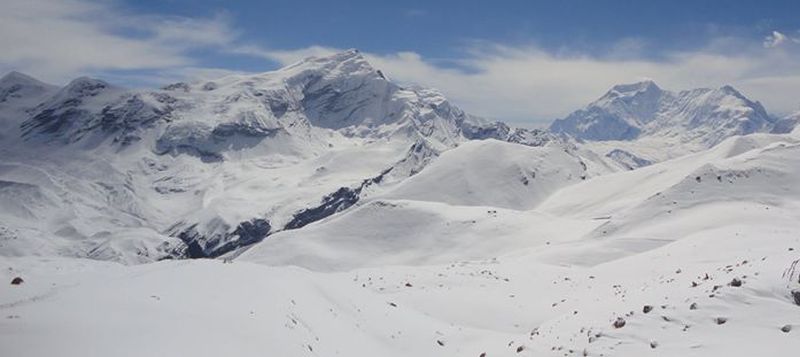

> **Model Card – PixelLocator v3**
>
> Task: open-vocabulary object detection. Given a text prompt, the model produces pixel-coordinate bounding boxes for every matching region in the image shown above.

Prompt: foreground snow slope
[2,133,800,355]
[3,201,798,357]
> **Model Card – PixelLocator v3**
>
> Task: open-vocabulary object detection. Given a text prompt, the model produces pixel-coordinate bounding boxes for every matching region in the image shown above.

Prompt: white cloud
[763,31,800,48]
[230,45,341,65]
[0,0,237,83]
[147,13,238,49]
[762,30,800,48]
[764,31,789,48]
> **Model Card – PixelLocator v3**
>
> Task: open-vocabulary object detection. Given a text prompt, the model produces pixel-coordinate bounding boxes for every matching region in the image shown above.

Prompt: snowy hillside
[4,130,800,357]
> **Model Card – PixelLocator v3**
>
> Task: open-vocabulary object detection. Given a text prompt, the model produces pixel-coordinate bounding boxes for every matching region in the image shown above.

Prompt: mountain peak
[66,76,110,87]
[0,71,58,106]
[59,76,113,98]
[717,84,744,97]
[271,48,381,89]
[0,71,48,87]
[291,48,371,71]
[607,79,661,96]
[327,48,363,61]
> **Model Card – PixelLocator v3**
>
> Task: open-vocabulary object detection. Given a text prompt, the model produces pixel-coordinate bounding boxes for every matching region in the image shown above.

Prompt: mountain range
[2,49,797,261]
[0,49,560,262]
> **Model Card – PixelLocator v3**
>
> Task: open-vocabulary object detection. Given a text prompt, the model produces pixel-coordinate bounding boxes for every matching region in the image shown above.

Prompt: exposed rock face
[172,218,272,259]
[285,168,390,230]
[606,149,653,170]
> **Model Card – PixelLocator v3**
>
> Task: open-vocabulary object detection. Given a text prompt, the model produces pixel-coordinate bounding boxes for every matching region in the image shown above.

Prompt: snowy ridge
[0,71,58,142]
[0,71,57,107]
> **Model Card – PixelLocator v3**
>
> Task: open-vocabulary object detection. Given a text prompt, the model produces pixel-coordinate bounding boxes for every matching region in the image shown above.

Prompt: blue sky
[125,0,797,57]
[2,0,800,124]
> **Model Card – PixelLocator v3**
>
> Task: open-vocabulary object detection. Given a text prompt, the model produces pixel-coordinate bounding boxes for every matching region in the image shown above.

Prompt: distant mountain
[0,71,58,105]
[771,110,799,134]
[0,71,59,141]
[550,80,776,146]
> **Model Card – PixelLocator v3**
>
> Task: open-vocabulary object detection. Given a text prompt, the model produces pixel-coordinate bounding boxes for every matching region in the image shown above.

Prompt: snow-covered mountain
[772,110,800,134]
[20,49,552,154]
[0,50,563,262]
[0,71,58,109]
[0,71,58,141]
[550,80,776,146]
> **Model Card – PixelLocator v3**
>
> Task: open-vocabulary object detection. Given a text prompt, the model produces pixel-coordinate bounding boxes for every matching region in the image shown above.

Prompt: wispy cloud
[403,9,428,18]
[0,0,236,83]
[229,45,340,66]
[763,30,800,48]
[764,31,789,48]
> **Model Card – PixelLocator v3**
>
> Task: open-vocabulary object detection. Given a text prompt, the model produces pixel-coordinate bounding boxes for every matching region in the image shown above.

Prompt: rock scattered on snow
[791,289,800,306]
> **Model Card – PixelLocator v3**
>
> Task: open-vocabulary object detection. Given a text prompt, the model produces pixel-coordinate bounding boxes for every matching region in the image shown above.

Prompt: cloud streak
[0,0,236,83]
[763,30,800,48]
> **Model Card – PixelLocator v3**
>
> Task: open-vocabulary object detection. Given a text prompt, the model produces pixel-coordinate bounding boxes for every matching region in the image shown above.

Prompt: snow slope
[241,139,595,270]
[380,139,589,210]
[4,130,800,355]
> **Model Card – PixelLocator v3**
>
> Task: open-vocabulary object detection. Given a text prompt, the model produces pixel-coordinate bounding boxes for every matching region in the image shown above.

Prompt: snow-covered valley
[1,50,799,357]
